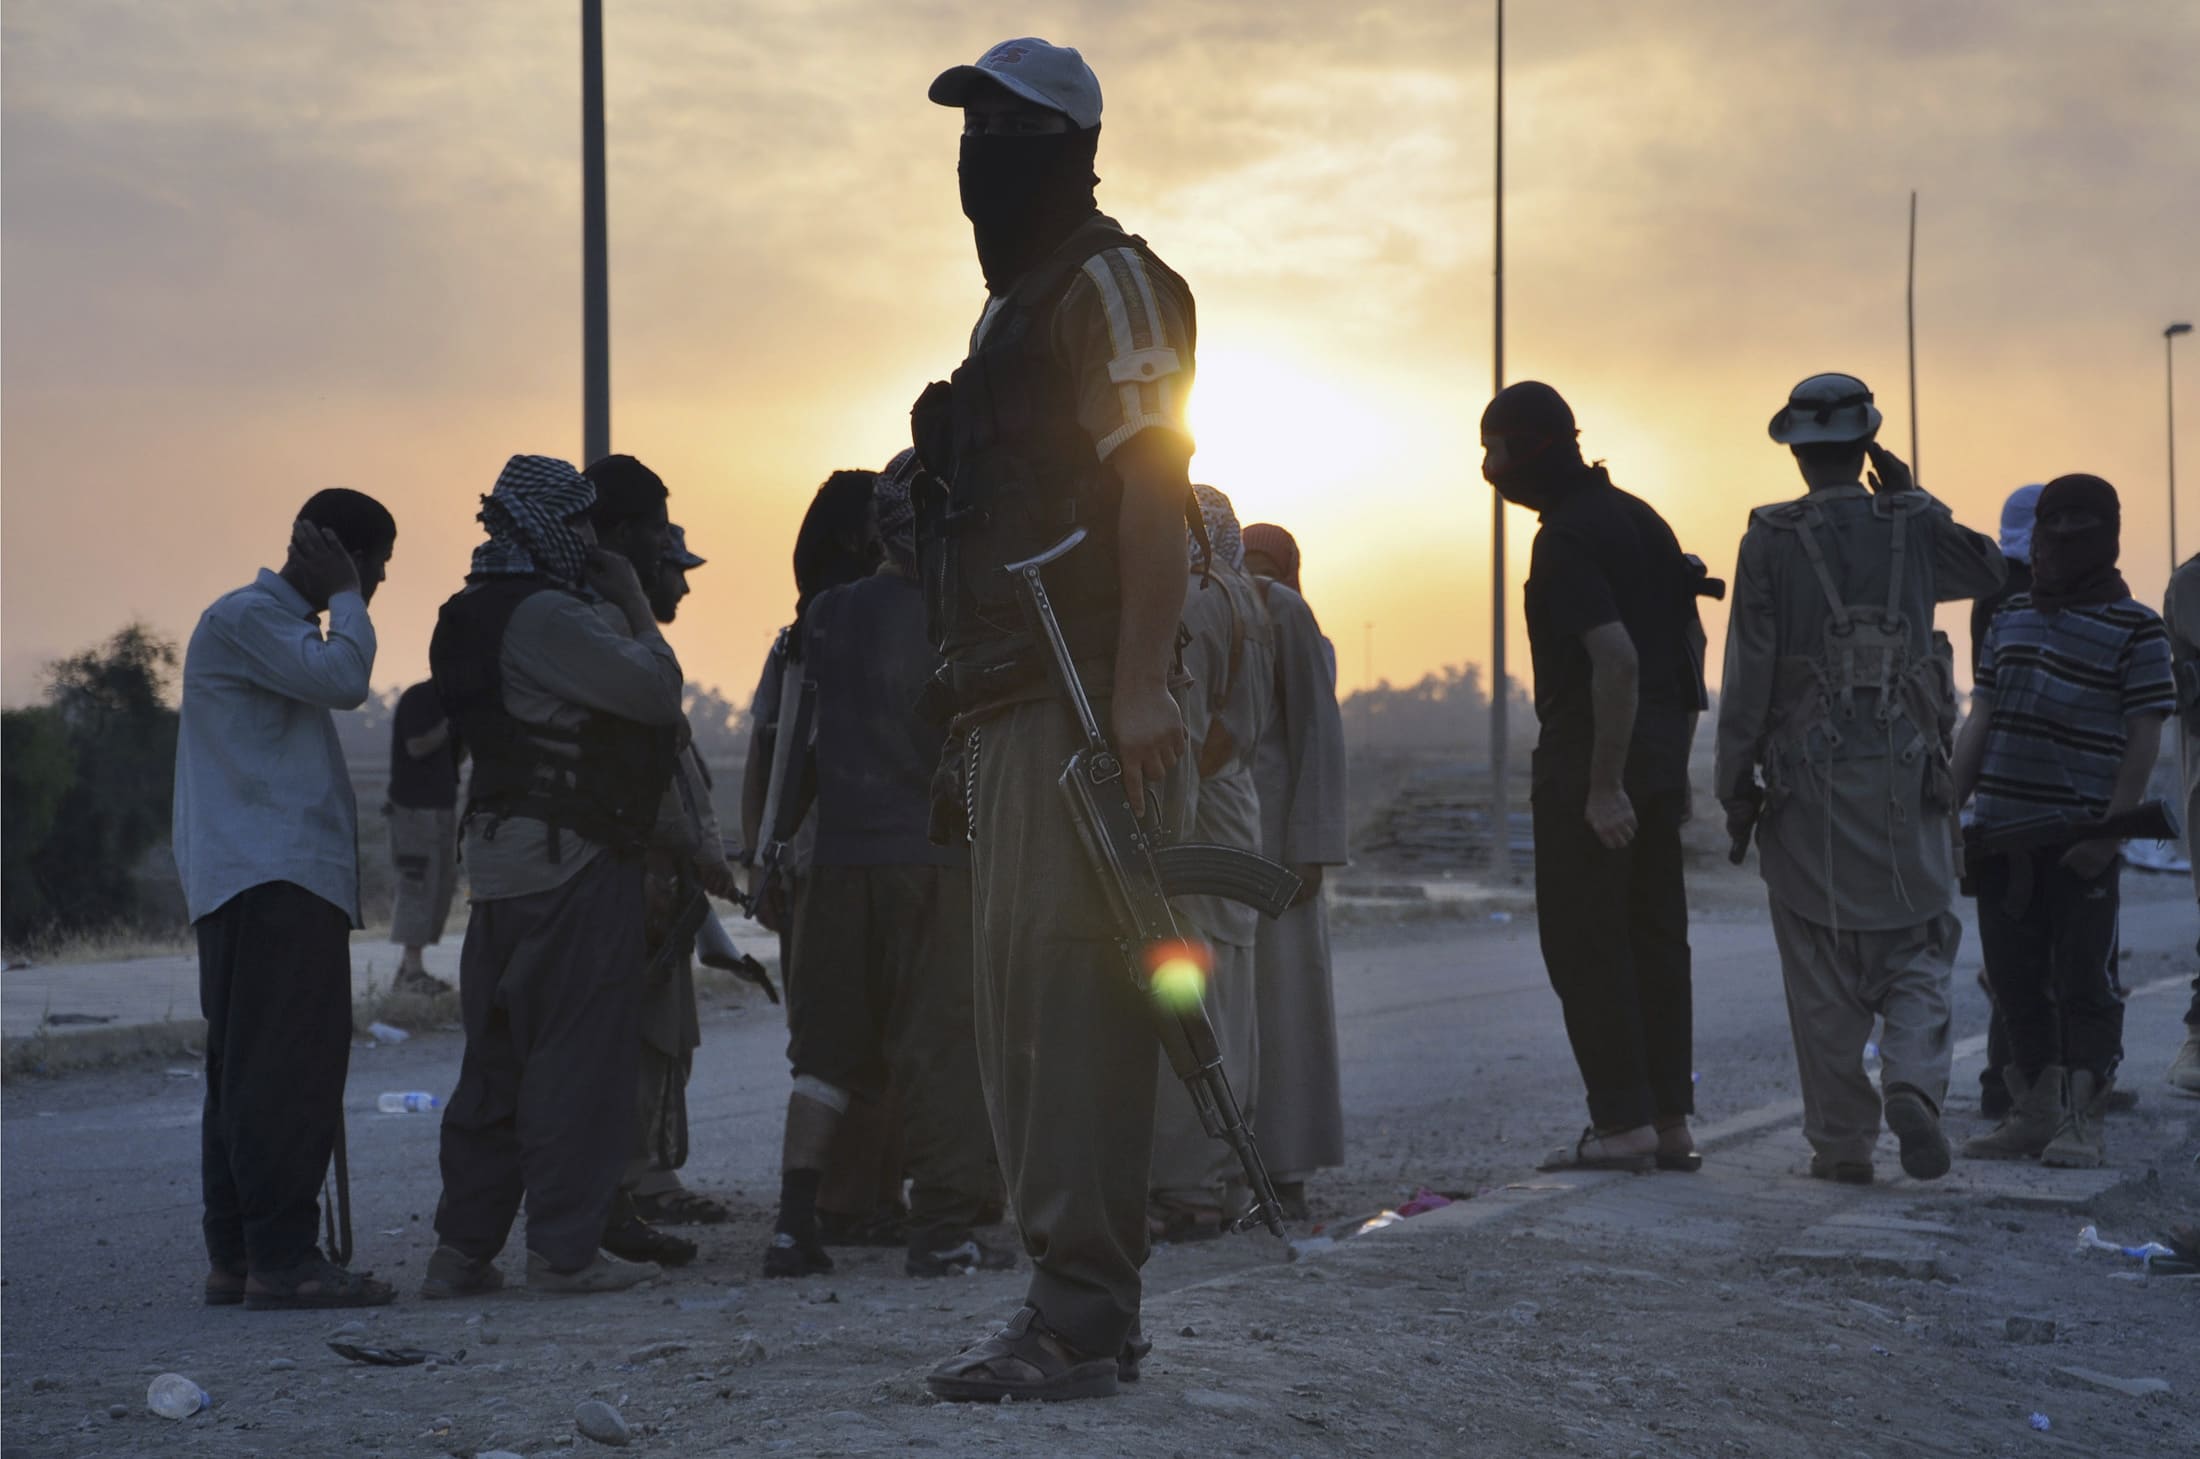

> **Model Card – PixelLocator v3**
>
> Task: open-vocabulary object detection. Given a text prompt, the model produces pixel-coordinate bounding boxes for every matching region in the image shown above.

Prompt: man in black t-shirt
[387,679,462,995]
[1483,382,1709,1174]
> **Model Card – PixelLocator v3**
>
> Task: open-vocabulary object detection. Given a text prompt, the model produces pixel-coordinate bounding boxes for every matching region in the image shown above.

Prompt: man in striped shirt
[1954,474,2175,1168]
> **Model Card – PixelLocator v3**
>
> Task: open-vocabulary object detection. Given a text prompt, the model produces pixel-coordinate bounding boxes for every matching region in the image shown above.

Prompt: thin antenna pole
[1488,0,1510,877]
[1906,190,1919,476]
[582,0,610,463]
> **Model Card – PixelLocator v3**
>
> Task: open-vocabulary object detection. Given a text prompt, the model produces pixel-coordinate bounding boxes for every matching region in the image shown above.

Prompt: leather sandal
[1538,1126,1656,1173]
[204,1259,248,1308]
[243,1255,395,1310]
[1147,1197,1226,1243]
[925,1307,1120,1402]
[1654,1118,1702,1173]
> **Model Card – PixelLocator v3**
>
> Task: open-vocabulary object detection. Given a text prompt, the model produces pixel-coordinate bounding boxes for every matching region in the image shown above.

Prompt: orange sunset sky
[3,1,2195,710]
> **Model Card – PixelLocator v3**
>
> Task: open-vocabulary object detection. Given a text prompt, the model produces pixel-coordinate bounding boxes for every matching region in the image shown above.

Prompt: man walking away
[764,454,1008,1281]
[1954,474,2174,1167]
[1238,522,1350,1219]
[388,680,462,996]
[422,455,683,1298]
[1482,383,1709,1174]
[175,489,398,1309]
[1969,484,2042,1117]
[1148,485,1275,1238]
[2163,551,2200,1094]
[1717,373,2003,1185]
[914,37,1198,1401]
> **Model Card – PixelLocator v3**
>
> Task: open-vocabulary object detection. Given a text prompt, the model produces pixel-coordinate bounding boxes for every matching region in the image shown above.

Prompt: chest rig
[429,576,680,858]
[920,220,1191,705]
[1758,493,1959,919]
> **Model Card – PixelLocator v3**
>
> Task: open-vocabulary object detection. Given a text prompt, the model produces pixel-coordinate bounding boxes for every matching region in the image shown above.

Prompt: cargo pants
[966,699,1161,1358]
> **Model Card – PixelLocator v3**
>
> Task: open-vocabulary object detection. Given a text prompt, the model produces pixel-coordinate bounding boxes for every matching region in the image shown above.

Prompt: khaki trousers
[1769,902,1959,1166]
[968,701,1160,1357]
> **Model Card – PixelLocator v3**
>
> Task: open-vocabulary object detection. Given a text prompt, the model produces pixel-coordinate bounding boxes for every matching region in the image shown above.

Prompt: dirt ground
[3,887,2196,1457]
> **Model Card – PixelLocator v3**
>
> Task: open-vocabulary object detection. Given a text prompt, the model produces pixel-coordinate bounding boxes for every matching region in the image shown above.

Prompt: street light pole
[1488,0,1509,877]
[2169,322,2192,574]
[582,0,610,464]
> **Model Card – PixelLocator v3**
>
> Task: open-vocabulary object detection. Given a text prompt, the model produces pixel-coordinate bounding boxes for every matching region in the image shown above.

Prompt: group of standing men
[163,26,2195,1408]
[166,35,1358,1407]
[1501,367,2198,1192]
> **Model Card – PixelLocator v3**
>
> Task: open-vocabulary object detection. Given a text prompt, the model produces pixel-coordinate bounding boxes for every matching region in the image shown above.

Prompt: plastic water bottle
[377,1091,441,1114]
[146,1373,208,1419]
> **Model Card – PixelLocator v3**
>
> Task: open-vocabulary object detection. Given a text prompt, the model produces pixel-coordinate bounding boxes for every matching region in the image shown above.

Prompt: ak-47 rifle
[741,628,817,932]
[1963,798,2182,914]
[684,874,781,1004]
[321,1118,352,1265]
[1005,530,1303,1238]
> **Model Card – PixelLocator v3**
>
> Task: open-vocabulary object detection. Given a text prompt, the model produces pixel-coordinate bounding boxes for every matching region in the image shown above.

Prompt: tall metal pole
[2170,323,2192,572]
[1906,191,1919,477]
[582,0,610,464]
[1488,0,1510,876]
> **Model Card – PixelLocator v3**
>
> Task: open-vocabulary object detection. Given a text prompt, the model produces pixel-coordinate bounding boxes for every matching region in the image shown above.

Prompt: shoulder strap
[1791,507,1852,630]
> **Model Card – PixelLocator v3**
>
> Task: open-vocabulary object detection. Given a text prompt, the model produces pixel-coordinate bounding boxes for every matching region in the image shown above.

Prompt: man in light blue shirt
[174,488,396,1310]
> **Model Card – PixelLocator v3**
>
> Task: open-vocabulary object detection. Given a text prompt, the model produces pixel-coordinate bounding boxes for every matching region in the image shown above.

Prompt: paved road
[2,875,2193,1453]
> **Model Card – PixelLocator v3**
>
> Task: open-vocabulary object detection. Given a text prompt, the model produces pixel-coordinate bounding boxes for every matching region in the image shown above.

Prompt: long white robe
[1250,582,1350,1177]
[1152,566,1275,1202]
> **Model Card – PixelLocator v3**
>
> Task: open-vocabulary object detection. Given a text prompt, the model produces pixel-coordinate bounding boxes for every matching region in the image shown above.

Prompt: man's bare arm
[1582,621,1640,849]
[1109,429,1192,809]
[2064,713,2167,878]
[403,718,451,760]
[1951,691,1993,806]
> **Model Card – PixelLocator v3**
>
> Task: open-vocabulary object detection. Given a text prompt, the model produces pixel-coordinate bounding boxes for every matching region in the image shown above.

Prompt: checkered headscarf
[470,455,598,587]
[877,449,919,571]
[1189,484,1244,571]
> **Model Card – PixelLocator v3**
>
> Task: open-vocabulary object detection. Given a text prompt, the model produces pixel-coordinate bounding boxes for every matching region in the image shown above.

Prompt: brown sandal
[243,1255,396,1310]
[926,1307,1120,1402]
[1147,1197,1226,1243]
[204,1260,248,1307]
[1538,1126,1657,1174]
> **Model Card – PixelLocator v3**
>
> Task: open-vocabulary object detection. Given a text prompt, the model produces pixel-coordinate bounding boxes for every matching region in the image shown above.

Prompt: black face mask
[1484,435,1591,513]
[958,127,1100,293]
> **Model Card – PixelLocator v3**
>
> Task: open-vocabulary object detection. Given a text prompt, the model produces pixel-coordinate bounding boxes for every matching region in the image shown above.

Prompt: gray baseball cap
[665,522,705,570]
[930,38,1102,129]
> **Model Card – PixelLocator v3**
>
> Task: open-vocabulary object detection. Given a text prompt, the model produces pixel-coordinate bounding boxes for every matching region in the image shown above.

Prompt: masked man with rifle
[911,38,1210,1402]
[1716,375,2003,1186]
[1952,474,2176,1167]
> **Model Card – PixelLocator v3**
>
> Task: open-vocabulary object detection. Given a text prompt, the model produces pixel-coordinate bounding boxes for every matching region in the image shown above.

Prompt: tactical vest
[921,218,1192,705]
[1755,494,1959,920]
[429,576,679,855]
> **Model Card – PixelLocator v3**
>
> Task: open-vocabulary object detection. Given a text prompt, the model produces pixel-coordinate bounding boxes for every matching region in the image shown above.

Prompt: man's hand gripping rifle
[1962,799,2182,915]
[1005,530,1303,1238]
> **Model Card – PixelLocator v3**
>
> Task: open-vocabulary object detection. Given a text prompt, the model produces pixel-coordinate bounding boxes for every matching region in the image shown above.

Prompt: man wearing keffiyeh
[422,452,689,1299]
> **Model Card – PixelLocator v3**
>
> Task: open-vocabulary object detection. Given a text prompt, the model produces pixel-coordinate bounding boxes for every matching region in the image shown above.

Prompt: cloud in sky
[5,0,2195,708]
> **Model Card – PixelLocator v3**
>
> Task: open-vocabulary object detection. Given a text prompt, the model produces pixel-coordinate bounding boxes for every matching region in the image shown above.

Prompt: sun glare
[1188,345,1431,518]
